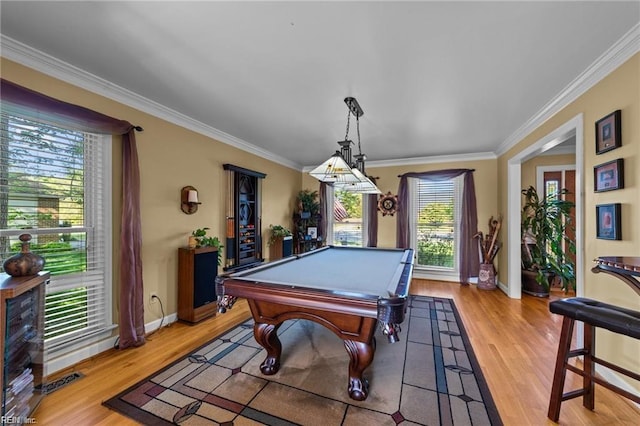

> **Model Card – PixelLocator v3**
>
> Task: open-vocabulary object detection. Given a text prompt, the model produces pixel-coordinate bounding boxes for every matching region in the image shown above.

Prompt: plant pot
[477,264,497,290]
[521,269,550,297]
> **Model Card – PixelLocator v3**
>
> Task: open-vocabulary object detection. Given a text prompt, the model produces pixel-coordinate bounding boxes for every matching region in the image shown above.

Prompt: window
[410,176,462,271]
[0,111,113,355]
[332,189,365,247]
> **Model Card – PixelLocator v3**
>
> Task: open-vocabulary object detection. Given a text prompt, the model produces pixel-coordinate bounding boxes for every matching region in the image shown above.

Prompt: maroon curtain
[1,79,146,349]
[366,178,379,247]
[396,169,478,285]
[318,182,330,242]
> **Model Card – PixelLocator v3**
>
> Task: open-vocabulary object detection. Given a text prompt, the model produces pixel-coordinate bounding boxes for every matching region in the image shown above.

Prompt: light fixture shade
[187,190,199,203]
[334,168,382,194]
[309,152,360,183]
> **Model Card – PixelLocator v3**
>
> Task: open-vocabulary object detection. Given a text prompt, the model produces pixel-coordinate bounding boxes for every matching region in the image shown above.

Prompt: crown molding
[0,35,302,171]
[495,23,640,157]
[301,151,497,172]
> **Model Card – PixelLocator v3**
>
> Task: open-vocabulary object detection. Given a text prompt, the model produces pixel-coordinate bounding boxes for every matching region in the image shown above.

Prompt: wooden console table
[592,256,640,296]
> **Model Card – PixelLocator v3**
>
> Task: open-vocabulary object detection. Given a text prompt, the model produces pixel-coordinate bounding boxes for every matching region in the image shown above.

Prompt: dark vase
[2,233,46,277]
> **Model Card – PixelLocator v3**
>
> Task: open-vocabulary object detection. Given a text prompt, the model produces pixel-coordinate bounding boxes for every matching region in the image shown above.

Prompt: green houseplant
[191,227,224,265]
[268,224,292,246]
[297,189,319,218]
[521,186,576,295]
[267,224,292,260]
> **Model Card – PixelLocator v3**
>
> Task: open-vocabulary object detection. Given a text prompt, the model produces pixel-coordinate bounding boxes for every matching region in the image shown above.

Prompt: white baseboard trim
[45,313,178,376]
[595,365,640,408]
[412,269,459,283]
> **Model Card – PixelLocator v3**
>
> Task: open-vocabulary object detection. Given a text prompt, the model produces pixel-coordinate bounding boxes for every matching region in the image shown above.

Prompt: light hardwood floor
[34,279,639,425]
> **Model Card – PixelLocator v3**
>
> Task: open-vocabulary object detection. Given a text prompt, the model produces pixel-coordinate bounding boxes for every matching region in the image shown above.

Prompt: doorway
[506,114,584,299]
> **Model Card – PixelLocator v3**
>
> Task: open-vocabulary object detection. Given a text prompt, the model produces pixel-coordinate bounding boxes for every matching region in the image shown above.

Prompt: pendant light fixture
[309,97,381,194]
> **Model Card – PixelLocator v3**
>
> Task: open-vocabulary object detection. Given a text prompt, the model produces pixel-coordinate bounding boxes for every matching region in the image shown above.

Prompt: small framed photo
[596,203,621,240]
[307,227,317,239]
[595,110,621,154]
[594,158,624,192]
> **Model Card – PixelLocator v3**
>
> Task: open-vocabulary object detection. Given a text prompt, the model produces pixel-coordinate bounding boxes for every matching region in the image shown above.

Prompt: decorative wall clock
[378,192,398,216]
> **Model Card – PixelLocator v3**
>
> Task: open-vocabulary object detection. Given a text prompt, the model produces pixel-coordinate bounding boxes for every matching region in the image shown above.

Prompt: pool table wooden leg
[344,339,375,401]
[254,322,282,375]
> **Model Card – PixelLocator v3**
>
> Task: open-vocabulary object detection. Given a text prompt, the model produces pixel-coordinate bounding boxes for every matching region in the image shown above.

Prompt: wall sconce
[181,186,201,214]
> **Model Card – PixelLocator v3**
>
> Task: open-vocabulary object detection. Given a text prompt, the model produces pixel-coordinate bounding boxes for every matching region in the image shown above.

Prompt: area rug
[104,296,502,425]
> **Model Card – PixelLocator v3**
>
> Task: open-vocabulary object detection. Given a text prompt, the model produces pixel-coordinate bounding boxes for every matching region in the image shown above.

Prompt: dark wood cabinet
[223,164,266,271]
[177,247,218,323]
[1,272,49,419]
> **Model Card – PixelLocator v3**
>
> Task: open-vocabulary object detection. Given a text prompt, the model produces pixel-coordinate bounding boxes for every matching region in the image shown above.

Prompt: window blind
[414,178,458,268]
[0,111,112,350]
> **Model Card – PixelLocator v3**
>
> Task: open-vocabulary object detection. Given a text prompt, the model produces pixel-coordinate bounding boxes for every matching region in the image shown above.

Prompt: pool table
[215,245,414,401]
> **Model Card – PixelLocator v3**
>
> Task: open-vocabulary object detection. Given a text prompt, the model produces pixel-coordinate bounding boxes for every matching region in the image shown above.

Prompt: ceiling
[1,1,639,170]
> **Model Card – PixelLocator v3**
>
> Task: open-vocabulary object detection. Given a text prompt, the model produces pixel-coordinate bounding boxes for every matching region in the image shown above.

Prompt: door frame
[506,114,584,299]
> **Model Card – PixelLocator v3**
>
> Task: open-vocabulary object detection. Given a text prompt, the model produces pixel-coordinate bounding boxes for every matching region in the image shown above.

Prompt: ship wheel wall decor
[378,192,398,216]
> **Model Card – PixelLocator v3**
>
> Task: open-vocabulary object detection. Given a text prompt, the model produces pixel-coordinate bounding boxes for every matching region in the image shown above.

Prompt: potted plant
[268,224,292,246]
[297,189,319,219]
[268,224,292,260]
[191,227,224,266]
[521,186,576,296]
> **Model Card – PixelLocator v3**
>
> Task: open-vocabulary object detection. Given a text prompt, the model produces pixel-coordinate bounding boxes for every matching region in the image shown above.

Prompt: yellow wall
[498,53,640,392]
[1,58,302,325]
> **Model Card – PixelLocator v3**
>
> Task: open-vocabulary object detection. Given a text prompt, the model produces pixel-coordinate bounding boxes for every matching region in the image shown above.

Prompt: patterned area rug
[104,296,502,425]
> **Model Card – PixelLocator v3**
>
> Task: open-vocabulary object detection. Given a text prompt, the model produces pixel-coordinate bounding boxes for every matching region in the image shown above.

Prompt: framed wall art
[307,227,317,239]
[596,203,621,240]
[595,109,621,154]
[594,158,624,192]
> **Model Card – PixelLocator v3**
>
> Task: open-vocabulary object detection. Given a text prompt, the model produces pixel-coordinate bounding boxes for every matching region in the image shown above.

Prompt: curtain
[318,182,330,243]
[396,169,478,285]
[1,79,146,349]
[366,178,379,247]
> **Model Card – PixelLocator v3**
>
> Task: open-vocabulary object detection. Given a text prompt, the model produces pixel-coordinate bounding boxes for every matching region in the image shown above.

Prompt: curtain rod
[397,168,475,177]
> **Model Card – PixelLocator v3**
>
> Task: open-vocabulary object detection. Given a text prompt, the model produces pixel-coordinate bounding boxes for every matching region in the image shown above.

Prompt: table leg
[344,339,375,401]
[254,322,282,375]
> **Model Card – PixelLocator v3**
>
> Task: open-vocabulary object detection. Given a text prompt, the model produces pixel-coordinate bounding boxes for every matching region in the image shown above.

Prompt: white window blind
[412,177,461,269]
[0,111,112,352]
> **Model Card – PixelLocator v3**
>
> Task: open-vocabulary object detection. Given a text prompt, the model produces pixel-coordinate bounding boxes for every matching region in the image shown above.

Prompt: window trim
[0,113,114,367]
[409,176,462,281]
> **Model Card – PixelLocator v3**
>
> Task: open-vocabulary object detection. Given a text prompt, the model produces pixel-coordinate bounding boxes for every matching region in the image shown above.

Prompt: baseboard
[46,313,178,376]
[596,365,640,408]
[144,312,178,335]
[412,269,459,282]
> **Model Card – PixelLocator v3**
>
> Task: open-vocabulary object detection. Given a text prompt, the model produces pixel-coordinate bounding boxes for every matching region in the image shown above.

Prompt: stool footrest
[561,388,590,402]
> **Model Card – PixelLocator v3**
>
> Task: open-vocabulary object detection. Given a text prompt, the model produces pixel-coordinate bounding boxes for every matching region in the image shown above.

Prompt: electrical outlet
[150,292,158,303]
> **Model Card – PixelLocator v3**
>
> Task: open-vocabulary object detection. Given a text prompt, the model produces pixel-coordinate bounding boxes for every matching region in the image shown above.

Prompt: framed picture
[595,110,621,154]
[596,203,621,240]
[307,227,317,239]
[594,158,624,192]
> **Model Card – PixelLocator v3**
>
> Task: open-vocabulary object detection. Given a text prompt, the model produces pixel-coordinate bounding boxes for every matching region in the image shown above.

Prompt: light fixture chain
[344,109,351,141]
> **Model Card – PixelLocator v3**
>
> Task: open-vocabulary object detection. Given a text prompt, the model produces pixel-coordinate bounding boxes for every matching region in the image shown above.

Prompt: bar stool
[547,297,640,422]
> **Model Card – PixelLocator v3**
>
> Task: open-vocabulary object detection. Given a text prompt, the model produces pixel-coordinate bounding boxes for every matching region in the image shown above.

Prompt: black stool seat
[549,297,640,339]
[547,297,640,422]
